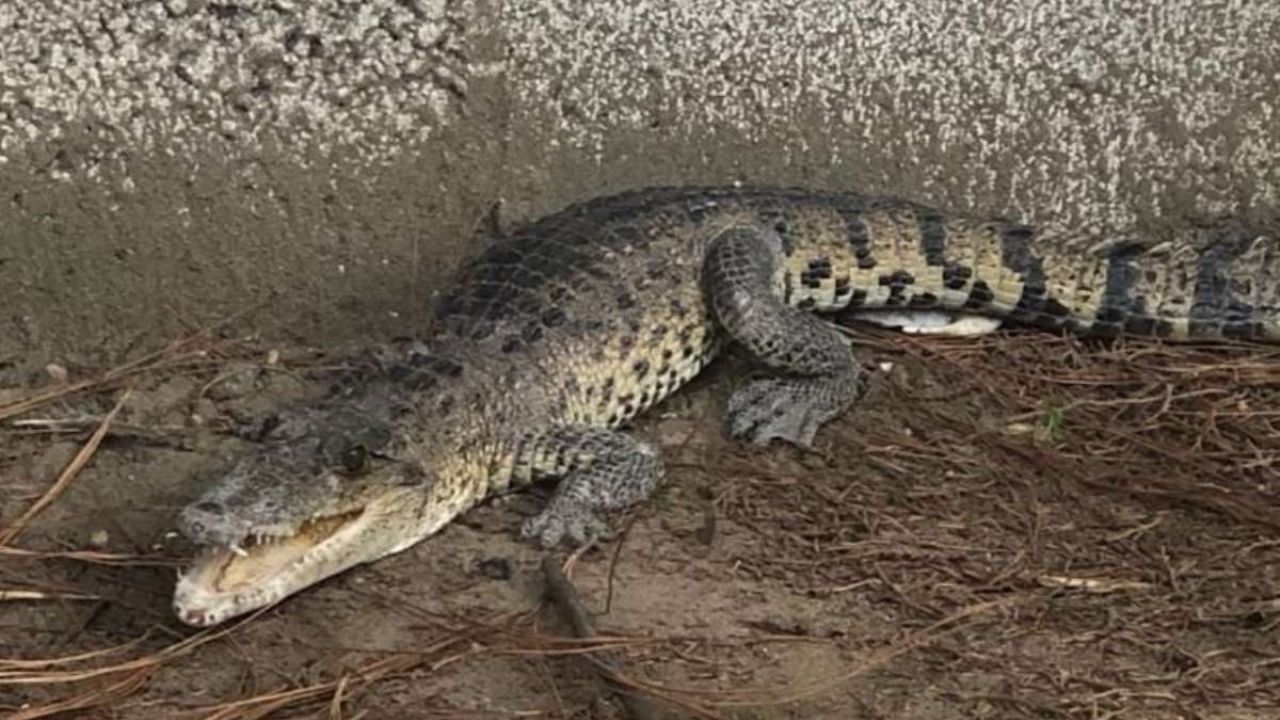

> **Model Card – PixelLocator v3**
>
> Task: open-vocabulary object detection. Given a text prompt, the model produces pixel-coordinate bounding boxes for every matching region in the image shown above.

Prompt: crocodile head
[173,398,438,626]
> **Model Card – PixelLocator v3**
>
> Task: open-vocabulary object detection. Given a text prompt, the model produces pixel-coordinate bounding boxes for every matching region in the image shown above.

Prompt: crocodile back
[433,187,1280,431]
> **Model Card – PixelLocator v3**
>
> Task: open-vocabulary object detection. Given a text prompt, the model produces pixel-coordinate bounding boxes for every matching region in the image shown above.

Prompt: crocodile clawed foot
[726,377,844,448]
[521,506,612,548]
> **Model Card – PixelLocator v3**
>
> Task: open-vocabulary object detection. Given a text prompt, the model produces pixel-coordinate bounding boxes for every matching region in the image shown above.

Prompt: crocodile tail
[776,197,1278,342]
[975,223,1280,342]
[838,209,1280,342]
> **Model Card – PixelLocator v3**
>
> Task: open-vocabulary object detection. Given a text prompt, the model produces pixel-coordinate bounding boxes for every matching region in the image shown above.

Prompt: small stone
[44,362,69,383]
[190,397,218,426]
[88,529,109,548]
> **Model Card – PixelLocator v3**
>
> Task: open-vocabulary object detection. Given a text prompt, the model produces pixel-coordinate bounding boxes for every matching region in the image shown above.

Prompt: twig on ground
[5,666,156,720]
[0,545,180,567]
[1037,575,1152,594]
[540,553,675,720]
[5,416,200,448]
[0,387,133,545]
[0,589,99,602]
[0,331,218,424]
[0,610,270,720]
[192,614,517,720]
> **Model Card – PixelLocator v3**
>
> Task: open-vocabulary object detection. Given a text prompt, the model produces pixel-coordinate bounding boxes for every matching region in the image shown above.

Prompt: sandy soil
[2,327,1278,719]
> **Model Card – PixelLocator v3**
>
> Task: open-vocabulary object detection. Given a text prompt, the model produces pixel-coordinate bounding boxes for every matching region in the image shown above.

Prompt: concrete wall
[2,0,1277,365]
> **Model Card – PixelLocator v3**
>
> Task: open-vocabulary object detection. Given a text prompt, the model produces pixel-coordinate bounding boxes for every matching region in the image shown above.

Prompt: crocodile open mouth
[209,510,363,591]
[174,508,366,625]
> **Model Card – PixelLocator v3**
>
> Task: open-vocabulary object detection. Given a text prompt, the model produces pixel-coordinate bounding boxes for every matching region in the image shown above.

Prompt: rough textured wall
[1,0,1277,365]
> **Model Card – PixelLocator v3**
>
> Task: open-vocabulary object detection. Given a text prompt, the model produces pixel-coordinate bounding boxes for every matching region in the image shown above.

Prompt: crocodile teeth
[230,544,249,557]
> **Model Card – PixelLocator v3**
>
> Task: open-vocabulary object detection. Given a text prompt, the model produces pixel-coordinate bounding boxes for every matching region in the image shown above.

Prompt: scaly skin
[174,186,1280,626]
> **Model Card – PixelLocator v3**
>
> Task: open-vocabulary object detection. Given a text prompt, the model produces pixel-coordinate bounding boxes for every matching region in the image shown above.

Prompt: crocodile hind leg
[519,426,664,547]
[705,226,863,447]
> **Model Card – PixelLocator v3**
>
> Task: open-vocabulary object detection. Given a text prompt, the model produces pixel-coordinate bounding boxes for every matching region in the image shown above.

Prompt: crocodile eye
[340,444,368,474]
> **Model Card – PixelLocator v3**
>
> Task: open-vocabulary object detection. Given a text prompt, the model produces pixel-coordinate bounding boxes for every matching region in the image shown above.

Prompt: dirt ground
[2,325,1279,719]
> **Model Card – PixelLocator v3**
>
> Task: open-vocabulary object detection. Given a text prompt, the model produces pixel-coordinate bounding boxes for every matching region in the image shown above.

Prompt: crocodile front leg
[704,225,863,446]
[517,426,664,547]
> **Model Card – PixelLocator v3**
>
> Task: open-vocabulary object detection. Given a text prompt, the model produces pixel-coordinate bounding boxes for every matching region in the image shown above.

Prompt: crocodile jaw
[173,489,430,626]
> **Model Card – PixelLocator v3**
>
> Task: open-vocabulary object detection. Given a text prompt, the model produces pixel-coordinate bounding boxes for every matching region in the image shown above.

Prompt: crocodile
[173,186,1280,626]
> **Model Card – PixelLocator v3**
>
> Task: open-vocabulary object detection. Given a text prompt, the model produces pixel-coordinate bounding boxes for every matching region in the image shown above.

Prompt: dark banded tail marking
[838,208,873,308]
[917,209,948,267]
[999,224,1051,324]
[1087,246,1140,337]
[841,209,875,270]
[1190,237,1258,339]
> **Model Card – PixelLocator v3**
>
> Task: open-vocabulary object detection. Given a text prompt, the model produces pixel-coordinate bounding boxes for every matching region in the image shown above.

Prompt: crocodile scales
[173,186,1280,625]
